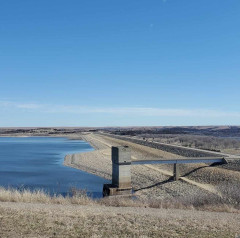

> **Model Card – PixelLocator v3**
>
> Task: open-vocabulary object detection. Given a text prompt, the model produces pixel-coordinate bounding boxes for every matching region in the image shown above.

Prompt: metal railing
[132,157,227,165]
[132,157,228,181]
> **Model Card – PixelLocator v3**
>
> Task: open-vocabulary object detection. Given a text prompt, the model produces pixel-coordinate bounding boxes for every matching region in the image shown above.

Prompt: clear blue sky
[0,0,240,127]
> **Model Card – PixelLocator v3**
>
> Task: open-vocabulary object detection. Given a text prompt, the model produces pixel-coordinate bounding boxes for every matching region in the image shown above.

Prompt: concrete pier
[103,146,132,196]
[173,163,180,181]
[103,146,228,196]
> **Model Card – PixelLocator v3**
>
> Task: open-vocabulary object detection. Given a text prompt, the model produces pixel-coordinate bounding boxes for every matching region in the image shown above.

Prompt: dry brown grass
[138,133,240,152]
[0,187,94,206]
[0,187,239,214]
[0,187,240,237]
[1,201,239,238]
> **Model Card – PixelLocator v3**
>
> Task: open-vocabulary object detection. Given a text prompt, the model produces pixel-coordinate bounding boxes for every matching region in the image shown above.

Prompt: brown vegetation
[0,187,240,237]
[137,134,240,152]
[0,186,239,213]
[1,200,240,238]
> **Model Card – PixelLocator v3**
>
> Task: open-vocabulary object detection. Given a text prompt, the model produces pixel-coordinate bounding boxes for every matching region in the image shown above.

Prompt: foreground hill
[0,200,240,238]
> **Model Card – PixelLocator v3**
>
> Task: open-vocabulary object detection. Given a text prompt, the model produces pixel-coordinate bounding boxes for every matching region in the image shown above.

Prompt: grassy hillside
[0,188,240,238]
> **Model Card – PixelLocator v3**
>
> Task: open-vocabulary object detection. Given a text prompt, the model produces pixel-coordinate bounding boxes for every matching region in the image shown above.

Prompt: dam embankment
[64,133,240,201]
[97,133,226,157]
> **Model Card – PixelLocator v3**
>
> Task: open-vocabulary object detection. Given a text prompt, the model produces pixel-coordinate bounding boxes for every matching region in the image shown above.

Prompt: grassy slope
[1,201,240,238]
[0,188,239,237]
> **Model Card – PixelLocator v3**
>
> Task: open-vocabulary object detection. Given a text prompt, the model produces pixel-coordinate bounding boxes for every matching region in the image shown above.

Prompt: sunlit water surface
[0,137,109,198]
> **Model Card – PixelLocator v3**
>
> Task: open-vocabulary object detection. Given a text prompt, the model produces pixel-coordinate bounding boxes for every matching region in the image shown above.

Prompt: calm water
[0,137,109,197]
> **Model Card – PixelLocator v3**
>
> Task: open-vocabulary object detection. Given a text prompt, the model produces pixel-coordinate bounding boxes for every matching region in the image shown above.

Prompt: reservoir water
[0,137,109,197]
